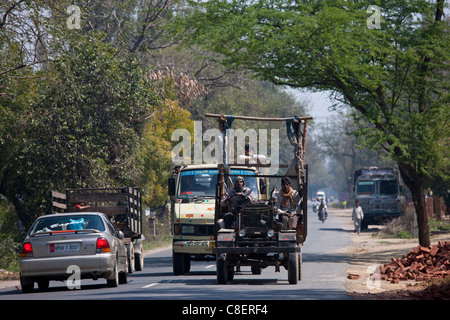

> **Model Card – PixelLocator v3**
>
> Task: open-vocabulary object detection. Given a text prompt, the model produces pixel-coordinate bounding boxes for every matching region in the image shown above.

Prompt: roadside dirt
[0,270,19,290]
[332,207,450,300]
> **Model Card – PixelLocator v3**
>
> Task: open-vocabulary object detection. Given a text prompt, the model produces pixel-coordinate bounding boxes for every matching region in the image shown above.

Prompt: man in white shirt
[352,200,364,234]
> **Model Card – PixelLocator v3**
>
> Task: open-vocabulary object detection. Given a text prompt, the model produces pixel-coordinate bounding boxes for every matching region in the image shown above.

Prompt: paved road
[0,206,352,300]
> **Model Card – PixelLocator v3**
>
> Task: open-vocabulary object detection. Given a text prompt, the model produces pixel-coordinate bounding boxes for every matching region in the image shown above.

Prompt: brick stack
[379,241,450,283]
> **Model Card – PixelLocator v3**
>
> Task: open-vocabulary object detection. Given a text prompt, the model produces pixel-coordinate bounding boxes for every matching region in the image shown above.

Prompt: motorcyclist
[220,176,255,228]
[317,198,327,220]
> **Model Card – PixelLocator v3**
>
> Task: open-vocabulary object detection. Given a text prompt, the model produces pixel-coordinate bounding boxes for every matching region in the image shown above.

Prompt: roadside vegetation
[379,216,450,240]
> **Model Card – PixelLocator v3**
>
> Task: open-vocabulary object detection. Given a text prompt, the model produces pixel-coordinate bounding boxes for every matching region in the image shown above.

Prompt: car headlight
[238,229,246,237]
[267,229,275,238]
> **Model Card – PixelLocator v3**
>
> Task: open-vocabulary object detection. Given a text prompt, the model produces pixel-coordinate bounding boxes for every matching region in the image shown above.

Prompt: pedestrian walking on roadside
[352,200,364,234]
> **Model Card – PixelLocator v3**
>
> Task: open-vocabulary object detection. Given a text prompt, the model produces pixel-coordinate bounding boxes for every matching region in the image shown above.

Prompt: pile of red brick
[379,241,450,283]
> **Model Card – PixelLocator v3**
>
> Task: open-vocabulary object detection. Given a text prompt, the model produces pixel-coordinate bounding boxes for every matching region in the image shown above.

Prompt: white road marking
[205,265,215,269]
[142,283,159,288]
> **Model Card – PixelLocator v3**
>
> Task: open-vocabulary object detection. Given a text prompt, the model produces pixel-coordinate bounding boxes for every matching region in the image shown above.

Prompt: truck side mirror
[168,178,176,196]
[259,178,267,195]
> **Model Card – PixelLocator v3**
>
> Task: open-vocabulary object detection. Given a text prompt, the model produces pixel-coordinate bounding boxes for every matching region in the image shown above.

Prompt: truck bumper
[173,240,215,254]
[213,246,300,255]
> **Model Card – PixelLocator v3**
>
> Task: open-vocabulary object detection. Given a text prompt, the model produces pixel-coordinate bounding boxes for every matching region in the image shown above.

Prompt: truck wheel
[173,252,188,275]
[288,252,299,284]
[251,265,262,275]
[298,247,302,281]
[135,243,144,271]
[216,253,228,284]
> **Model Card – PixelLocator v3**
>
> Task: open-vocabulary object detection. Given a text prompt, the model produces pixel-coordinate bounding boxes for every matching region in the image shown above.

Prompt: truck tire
[135,242,144,271]
[288,252,299,284]
[173,252,190,275]
[216,253,229,284]
[298,247,302,281]
[251,265,262,275]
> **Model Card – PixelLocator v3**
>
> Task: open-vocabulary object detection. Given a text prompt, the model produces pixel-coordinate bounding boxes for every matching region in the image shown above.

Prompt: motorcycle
[318,206,327,223]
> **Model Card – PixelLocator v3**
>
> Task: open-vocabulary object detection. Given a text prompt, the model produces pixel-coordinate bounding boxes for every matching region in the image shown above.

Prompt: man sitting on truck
[274,177,302,230]
[220,176,255,228]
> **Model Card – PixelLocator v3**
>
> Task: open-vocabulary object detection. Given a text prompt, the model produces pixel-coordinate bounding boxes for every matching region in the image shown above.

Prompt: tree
[175,0,450,246]
[0,1,197,228]
[0,36,163,228]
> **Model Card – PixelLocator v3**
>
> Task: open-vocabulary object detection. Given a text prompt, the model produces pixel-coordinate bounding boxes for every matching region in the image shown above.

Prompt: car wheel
[127,244,135,274]
[37,280,49,291]
[107,262,119,287]
[119,268,129,284]
[20,275,34,293]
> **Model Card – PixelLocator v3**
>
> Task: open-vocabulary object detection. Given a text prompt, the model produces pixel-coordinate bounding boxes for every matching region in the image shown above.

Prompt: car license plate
[50,243,81,253]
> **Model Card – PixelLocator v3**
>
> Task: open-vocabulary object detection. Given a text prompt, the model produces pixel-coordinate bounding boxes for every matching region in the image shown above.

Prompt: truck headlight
[181,225,195,234]
[267,229,275,238]
[238,229,246,237]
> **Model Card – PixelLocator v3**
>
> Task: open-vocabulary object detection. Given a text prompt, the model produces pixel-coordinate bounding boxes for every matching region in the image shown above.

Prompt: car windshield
[29,214,105,235]
[380,180,398,195]
[178,169,218,199]
[357,181,375,195]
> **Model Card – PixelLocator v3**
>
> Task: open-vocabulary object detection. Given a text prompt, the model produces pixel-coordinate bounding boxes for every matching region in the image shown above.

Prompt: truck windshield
[178,169,218,198]
[357,181,375,195]
[230,172,258,198]
[380,180,398,195]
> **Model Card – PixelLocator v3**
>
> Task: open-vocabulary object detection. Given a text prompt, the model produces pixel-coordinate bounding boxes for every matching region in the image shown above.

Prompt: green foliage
[0,234,19,270]
[175,0,449,177]
[0,29,189,228]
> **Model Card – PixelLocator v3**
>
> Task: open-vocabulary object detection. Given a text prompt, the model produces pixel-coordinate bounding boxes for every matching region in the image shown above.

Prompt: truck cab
[354,167,403,228]
[168,164,260,275]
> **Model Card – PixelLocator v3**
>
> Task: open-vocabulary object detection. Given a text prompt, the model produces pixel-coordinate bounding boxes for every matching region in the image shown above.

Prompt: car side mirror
[117,231,124,240]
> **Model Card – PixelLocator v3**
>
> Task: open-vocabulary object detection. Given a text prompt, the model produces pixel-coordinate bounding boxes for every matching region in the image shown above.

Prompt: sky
[285,88,340,123]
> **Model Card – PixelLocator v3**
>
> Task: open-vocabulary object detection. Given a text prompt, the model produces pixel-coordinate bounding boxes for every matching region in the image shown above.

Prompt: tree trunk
[397,163,430,247]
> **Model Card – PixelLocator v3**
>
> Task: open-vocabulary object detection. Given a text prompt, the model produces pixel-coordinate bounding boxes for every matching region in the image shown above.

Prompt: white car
[19,212,128,293]
[316,191,326,203]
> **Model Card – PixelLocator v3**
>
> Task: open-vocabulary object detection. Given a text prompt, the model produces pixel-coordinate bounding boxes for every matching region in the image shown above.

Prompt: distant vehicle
[19,212,128,293]
[353,167,403,229]
[316,191,326,203]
